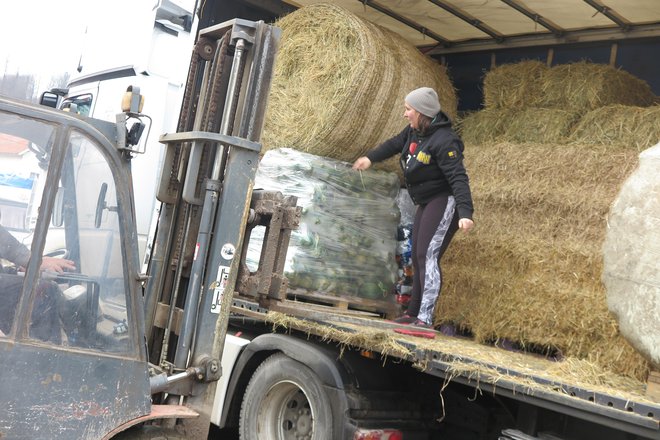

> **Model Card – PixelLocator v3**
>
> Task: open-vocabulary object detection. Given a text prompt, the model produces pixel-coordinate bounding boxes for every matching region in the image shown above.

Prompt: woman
[352,87,474,328]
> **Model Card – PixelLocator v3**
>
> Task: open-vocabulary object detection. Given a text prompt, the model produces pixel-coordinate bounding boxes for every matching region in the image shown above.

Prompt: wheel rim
[256,380,314,440]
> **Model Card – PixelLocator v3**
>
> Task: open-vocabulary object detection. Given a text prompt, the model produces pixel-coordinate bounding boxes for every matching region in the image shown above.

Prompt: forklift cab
[0,97,150,438]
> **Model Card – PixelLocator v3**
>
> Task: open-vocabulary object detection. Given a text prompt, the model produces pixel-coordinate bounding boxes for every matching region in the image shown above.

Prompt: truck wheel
[239,353,333,440]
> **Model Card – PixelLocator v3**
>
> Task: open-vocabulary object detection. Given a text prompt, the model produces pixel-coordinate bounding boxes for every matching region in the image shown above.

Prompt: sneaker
[392,314,417,324]
[411,319,431,329]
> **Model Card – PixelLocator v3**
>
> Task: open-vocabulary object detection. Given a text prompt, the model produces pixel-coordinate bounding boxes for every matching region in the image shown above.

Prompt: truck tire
[239,353,333,440]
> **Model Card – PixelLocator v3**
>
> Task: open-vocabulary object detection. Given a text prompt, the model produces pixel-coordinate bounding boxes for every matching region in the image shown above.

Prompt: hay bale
[539,61,656,112]
[603,142,660,367]
[262,3,456,164]
[437,141,651,380]
[482,60,655,114]
[376,23,457,140]
[456,109,516,144]
[569,104,660,151]
[502,108,580,144]
[458,108,579,145]
[483,60,548,109]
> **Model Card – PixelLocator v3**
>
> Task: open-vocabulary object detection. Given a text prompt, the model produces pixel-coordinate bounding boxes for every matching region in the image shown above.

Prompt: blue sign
[0,174,34,190]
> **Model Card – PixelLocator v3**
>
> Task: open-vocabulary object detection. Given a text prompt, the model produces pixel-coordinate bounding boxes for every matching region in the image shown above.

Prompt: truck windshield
[60,94,93,116]
[0,110,131,353]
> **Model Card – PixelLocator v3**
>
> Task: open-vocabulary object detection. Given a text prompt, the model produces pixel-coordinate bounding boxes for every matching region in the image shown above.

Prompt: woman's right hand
[352,156,372,170]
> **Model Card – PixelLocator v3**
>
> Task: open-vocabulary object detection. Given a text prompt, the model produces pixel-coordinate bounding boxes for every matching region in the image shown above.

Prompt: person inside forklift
[352,87,474,329]
[0,223,75,341]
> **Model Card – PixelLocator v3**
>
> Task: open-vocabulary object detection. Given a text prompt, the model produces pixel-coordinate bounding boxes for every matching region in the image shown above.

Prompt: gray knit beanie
[405,87,441,117]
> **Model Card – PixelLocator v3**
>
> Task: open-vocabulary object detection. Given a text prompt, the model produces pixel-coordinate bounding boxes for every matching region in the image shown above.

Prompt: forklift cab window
[0,110,131,351]
[29,129,130,351]
[0,112,54,339]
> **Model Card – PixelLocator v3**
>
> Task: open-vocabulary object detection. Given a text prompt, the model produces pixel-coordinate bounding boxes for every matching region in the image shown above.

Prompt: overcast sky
[0,1,92,92]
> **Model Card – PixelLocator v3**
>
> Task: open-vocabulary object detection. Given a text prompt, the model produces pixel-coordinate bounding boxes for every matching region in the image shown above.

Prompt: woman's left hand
[458,218,474,232]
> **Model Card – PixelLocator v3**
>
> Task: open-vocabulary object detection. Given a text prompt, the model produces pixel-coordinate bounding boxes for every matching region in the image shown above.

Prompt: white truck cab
[48,0,198,263]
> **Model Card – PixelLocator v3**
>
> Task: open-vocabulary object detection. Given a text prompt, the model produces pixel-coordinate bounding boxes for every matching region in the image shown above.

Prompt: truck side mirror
[40,92,59,108]
[39,88,69,109]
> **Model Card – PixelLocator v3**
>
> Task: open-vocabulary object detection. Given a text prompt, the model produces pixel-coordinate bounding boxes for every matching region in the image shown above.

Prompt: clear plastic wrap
[396,188,416,226]
[602,141,660,366]
[248,148,401,300]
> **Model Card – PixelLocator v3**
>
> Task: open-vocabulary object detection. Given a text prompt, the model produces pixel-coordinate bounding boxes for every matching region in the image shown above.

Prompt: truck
[8,1,658,440]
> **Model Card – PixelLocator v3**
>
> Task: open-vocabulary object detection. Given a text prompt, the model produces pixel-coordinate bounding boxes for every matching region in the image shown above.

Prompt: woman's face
[404,103,421,130]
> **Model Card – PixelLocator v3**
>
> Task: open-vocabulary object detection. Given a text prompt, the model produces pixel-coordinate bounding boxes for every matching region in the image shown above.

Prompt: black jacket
[366,111,474,220]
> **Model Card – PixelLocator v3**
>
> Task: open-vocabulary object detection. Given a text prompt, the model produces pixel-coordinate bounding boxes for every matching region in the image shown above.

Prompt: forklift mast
[141,18,281,436]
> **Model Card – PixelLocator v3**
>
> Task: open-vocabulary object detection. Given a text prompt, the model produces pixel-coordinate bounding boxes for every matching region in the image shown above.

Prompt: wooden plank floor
[285,288,402,319]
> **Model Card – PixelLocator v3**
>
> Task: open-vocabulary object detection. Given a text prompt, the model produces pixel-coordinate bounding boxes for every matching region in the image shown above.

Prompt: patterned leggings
[406,195,459,325]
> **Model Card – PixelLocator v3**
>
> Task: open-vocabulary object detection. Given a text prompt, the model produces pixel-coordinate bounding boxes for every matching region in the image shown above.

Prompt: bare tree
[0,71,35,102]
[47,72,71,91]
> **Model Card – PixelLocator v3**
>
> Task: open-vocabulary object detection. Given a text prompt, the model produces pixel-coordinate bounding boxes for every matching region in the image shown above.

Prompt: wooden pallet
[284,288,402,319]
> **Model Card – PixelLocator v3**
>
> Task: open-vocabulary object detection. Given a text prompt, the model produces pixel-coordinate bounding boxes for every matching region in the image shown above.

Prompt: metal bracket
[236,190,301,301]
[198,18,260,46]
[158,131,262,152]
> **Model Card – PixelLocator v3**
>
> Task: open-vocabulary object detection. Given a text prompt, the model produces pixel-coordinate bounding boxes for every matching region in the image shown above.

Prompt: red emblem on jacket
[409,142,418,154]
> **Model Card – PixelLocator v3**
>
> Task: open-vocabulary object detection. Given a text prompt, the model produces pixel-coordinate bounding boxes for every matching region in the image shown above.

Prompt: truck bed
[231,297,660,439]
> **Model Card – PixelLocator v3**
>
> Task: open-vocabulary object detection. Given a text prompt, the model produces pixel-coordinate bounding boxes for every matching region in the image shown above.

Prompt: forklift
[0,18,285,439]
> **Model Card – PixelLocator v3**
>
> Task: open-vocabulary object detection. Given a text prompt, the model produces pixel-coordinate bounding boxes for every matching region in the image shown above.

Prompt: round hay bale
[456,109,517,144]
[458,108,580,145]
[569,104,660,151]
[437,141,650,380]
[262,3,456,165]
[501,108,581,144]
[483,60,548,109]
[539,61,656,112]
[602,142,660,367]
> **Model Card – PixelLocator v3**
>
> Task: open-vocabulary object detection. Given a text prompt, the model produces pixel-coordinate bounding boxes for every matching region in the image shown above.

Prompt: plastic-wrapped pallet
[249,148,400,300]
